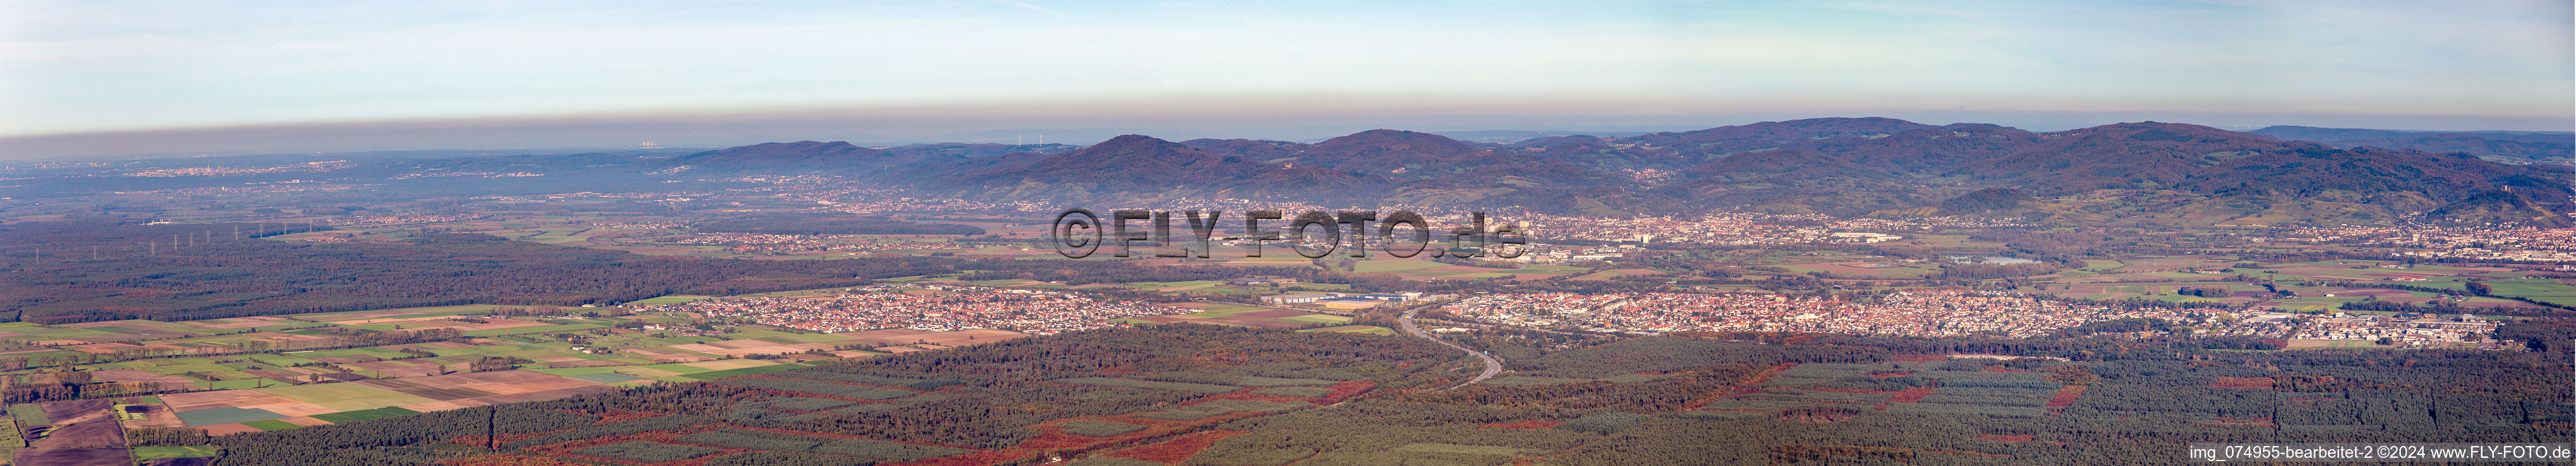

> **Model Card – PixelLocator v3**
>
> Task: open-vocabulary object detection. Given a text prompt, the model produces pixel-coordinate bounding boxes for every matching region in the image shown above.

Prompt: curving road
[1400,308,1501,391]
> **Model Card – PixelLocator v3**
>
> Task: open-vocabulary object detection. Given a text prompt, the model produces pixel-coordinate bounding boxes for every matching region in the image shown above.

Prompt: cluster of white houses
[1259,291,1437,309]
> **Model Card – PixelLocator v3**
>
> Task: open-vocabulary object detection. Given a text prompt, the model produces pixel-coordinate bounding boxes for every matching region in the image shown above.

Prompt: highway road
[1399,308,1501,391]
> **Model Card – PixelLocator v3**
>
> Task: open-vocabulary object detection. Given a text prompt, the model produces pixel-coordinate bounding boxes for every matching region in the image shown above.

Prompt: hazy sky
[1,0,2568,158]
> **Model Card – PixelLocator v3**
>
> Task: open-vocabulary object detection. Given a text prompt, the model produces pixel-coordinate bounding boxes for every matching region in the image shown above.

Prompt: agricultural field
[10,399,137,466]
[1122,302,1357,330]
[10,447,127,466]
[1569,268,1674,281]
[1990,256,2576,313]
[1297,325,1397,335]
[0,282,1079,461]
[1772,261,1944,279]
[2481,279,2576,307]
[205,326,1452,466]
[130,445,222,460]
[10,182,2572,466]
[2038,281,2263,304]
[153,368,629,434]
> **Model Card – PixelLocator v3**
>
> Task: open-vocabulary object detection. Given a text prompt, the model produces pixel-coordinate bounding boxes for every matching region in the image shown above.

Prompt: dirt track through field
[1399,308,1501,391]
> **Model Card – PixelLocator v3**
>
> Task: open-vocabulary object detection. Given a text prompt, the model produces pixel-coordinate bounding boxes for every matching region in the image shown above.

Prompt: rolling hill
[2251,125,2573,163]
[511,118,2576,227]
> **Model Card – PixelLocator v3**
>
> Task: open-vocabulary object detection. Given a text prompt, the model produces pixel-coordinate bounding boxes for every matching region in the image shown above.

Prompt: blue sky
[0,0,2567,157]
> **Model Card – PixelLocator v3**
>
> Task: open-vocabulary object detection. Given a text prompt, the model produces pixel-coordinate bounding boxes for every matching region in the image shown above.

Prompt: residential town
[125,160,353,177]
[1440,290,2209,338]
[2273,311,2506,349]
[2261,225,2576,262]
[1510,213,1842,245]
[666,232,951,253]
[1434,289,2512,348]
[1503,213,2027,247]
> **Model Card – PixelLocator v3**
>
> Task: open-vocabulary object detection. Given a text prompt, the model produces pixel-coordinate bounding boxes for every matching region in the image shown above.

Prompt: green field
[131,445,224,459]
[1184,306,1280,318]
[309,406,424,424]
[1514,264,1591,274]
[2478,279,2576,306]
[1298,325,1395,335]
[461,322,614,337]
[193,379,292,390]
[240,419,304,431]
[289,305,512,321]
[258,383,439,411]
[620,363,716,375]
[1123,280,1225,289]
[1349,260,1449,273]
[10,404,47,425]
[530,366,625,376]
[1,327,125,341]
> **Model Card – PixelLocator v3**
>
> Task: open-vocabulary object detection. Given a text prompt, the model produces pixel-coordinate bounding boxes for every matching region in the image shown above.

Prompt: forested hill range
[2249,125,2573,163]
[5,118,2567,227]
[664,118,2575,227]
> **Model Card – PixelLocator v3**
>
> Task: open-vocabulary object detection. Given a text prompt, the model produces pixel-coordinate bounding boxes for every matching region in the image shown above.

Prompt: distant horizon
[6,112,2571,162]
[3,0,2566,160]
[0,2,2567,460]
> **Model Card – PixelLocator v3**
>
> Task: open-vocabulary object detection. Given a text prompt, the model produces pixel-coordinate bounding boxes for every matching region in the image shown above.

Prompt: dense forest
[189,325,2571,466]
[0,222,1342,324]
[1184,332,2571,466]
[0,217,1689,324]
[205,325,1467,466]
[0,222,966,323]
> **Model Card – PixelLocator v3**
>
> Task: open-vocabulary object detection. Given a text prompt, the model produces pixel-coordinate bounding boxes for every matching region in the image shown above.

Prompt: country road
[1399,308,1501,391]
